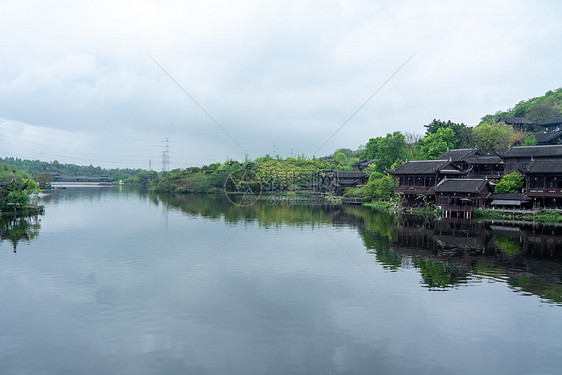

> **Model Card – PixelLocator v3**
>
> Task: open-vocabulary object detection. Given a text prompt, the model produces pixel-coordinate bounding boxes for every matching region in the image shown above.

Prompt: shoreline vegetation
[0,167,45,219]
[362,198,562,223]
[3,88,562,222]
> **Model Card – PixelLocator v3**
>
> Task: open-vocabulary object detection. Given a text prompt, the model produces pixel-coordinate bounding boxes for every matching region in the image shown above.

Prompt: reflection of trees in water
[154,193,562,305]
[156,193,349,229]
[380,214,562,304]
[0,216,41,253]
[508,276,562,304]
[412,258,470,289]
[493,235,522,255]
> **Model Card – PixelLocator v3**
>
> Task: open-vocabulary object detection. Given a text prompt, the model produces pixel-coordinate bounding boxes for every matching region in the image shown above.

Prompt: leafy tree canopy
[361,132,408,172]
[522,135,537,146]
[418,127,457,160]
[473,122,524,153]
[495,172,525,194]
[424,119,474,148]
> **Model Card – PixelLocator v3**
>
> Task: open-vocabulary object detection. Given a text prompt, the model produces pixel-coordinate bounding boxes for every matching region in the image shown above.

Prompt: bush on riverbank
[0,178,44,218]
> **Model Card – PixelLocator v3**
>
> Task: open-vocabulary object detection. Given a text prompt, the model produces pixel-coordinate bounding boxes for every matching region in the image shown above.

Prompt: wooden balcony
[527,188,562,197]
[394,185,433,194]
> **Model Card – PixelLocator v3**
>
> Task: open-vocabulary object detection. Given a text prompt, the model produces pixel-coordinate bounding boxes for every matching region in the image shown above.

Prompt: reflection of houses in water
[392,216,491,262]
[392,215,562,261]
[388,215,562,297]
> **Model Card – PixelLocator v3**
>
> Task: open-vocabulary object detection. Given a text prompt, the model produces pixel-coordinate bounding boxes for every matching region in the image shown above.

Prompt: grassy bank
[474,209,562,222]
[363,200,397,212]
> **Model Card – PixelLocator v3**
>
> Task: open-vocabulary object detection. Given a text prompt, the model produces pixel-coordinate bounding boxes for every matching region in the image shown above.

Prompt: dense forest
[0,157,146,182]
[481,87,562,124]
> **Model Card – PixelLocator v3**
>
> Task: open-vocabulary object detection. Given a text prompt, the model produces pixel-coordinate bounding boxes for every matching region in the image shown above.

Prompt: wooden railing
[527,189,562,197]
[394,185,431,193]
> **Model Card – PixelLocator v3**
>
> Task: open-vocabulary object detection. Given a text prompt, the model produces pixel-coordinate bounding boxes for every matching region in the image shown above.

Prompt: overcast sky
[1,0,561,169]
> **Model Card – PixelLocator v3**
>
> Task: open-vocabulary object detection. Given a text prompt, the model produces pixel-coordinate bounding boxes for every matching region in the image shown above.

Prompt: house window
[531,178,544,188]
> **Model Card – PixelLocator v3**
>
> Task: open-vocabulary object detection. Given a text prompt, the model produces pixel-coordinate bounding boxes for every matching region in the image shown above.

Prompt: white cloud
[0,0,561,167]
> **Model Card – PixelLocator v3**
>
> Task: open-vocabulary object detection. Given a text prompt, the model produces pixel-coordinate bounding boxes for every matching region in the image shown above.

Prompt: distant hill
[481,88,562,124]
[0,157,145,181]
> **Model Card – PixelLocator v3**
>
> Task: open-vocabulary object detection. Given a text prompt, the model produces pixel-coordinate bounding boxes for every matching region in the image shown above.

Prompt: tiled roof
[532,131,562,144]
[487,193,530,202]
[501,145,562,158]
[522,159,562,174]
[434,178,489,193]
[539,116,562,126]
[334,171,366,178]
[387,160,452,175]
[465,155,504,165]
[497,117,535,125]
[437,148,478,162]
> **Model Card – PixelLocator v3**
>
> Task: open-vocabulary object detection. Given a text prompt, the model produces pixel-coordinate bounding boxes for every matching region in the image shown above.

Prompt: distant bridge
[52,175,115,184]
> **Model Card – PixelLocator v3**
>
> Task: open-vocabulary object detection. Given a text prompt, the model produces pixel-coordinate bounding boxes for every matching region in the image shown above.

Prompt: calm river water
[1,187,561,374]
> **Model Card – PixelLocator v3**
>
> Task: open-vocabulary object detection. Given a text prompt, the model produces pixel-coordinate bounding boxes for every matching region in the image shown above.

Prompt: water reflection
[368,214,562,304]
[0,216,41,253]
[159,193,562,305]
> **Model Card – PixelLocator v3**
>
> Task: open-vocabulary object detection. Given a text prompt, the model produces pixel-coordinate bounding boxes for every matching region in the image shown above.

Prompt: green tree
[376,132,408,169]
[7,190,29,206]
[418,127,457,160]
[134,170,151,187]
[495,172,525,194]
[526,102,560,123]
[35,172,54,185]
[361,137,380,160]
[424,119,473,148]
[344,172,394,201]
[334,152,348,164]
[522,135,538,146]
[361,132,408,171]
[473,122,524,153]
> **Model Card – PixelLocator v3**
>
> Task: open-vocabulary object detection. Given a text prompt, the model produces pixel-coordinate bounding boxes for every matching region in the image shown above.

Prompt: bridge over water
[52,175,115,184]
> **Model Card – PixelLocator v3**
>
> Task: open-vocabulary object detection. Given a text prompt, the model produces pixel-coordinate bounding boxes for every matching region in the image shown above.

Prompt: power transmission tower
[162,137,170,172]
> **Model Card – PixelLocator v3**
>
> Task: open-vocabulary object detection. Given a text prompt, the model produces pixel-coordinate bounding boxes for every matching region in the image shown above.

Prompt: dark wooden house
[538,116,562,133]
[500,145,562,174]
[464,155,504,179]
[521,159,562,208]
[531,130,562,145]
[351,159,377,171]
[437,148,479,171]
[434,178,492,211]
[387,160,469,206]
[497,117,536,131]
[322,170,368,195]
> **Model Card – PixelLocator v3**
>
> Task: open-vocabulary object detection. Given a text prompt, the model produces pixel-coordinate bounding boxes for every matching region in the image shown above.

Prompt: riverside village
[324,116,562,218]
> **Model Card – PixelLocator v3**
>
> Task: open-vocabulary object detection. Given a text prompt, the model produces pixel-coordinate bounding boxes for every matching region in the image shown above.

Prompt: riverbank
[473,208,562,223]
[361,200,562,223]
